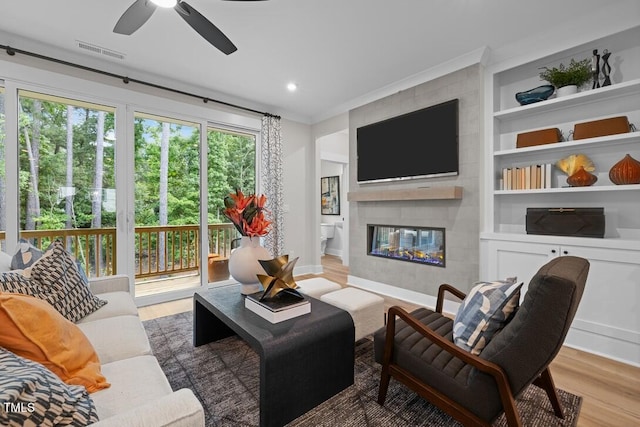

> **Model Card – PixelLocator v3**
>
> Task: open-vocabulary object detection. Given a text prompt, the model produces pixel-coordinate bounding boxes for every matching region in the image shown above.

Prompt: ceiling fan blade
[114,0,157,35]
[175,1,237,55]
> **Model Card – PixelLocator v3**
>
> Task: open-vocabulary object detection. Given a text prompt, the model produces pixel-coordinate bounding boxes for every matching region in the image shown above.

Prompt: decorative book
[245,291,310,323]
[501,163,552,190]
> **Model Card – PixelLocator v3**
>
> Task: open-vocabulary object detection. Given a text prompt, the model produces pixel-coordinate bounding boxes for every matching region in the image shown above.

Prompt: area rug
[144,312,582,426]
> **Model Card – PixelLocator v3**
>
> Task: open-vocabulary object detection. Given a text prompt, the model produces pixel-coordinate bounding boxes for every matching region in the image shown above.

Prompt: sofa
[0,244,205,426]
[79,274,205,426]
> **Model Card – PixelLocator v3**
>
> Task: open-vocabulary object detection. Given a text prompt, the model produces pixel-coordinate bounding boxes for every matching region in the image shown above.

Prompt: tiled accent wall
[348,64,482,296]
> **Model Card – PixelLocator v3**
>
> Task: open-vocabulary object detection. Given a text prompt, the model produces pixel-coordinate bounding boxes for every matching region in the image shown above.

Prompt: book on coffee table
[245,291,310,323]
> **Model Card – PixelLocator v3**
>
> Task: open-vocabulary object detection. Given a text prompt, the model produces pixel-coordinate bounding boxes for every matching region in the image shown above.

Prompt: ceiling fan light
[150,0,178,8]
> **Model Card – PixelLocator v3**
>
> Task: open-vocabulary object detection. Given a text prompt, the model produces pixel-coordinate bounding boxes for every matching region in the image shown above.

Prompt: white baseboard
[325,248,343,258]
[565,319,640,367]
[295,263,323,275]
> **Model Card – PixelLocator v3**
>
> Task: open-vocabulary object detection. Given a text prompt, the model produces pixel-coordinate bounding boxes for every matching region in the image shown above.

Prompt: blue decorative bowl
[515,85,555,105]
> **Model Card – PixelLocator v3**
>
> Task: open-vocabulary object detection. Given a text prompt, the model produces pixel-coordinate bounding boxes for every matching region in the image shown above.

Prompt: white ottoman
[321,287,385,341]
[297,277,342,299]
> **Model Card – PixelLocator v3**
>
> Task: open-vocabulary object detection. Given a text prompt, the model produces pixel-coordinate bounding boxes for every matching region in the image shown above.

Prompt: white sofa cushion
[77,315,152,364]
[88,275,130,295]
[77,292,139,324]
[0,251,12,272]
[89,389,204,427]
[92,355,173,420]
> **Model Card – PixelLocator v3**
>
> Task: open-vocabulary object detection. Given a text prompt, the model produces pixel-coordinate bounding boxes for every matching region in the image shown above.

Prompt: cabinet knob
[551,249,557,254]
[563,250,569,255]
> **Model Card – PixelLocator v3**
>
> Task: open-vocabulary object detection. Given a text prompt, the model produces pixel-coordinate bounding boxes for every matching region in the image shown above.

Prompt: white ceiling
[0,0,636,123]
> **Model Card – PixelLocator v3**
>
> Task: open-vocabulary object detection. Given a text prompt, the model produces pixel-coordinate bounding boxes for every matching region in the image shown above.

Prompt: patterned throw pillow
[452,278,523,355]
[30,241,107,322]
[0,271,41,295]
[0,348,99,427]
[0,241,106,322]
[10,239,43,270]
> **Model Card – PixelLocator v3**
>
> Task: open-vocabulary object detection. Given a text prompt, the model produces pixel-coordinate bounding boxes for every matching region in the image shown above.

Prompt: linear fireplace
[367,224,445,267]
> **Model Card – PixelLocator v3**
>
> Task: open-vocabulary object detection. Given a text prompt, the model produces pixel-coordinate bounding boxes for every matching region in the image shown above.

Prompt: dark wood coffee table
[193,285,355,427]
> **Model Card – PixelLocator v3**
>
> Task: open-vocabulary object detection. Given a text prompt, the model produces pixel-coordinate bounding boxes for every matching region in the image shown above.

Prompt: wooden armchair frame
[378,283,564,427]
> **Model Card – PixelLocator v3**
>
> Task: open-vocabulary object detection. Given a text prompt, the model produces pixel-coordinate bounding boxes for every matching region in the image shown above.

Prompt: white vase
[228,236,271,295]
[556,85,578,97]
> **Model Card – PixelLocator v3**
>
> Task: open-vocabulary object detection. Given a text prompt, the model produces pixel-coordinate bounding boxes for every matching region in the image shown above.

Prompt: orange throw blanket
[0,293,110,393]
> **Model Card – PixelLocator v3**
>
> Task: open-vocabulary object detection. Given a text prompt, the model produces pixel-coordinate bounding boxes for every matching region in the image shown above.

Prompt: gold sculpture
[556,153,595,176]
[257,255,303,300]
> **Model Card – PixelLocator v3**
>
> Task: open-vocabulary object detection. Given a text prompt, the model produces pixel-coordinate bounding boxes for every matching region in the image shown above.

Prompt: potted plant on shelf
[539,58,591,97]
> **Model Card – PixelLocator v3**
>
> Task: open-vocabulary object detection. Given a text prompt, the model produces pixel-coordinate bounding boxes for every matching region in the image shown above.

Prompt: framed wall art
[321,176,340,215]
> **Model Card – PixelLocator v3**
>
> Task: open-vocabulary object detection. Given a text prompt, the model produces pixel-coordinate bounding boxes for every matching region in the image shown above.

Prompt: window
[207,127,257,222]
[133,112,201,294]
[17,90,116,277]
[0,68,261,303]
[131,118,258,292]
[205,127,257,282]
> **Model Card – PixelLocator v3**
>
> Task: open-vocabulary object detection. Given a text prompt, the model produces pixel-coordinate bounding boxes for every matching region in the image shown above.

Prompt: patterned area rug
[144,311,582,426]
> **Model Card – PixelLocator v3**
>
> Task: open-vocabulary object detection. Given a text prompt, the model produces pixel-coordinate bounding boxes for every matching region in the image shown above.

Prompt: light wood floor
[139,255,640,427]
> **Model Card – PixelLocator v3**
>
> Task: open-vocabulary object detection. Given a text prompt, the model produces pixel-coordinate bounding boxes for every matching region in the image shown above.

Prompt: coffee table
[193,285,355,427]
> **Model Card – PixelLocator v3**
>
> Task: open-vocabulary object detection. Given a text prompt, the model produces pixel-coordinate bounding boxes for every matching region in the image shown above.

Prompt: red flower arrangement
[223,189,272,237]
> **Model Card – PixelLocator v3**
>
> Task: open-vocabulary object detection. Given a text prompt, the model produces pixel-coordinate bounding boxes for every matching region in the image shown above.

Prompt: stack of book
[501,163,554,190]
[245,291,310,323]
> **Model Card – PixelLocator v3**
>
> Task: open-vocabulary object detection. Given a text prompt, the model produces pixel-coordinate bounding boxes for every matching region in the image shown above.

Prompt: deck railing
[0,223,238,281]
[0,228,117,278]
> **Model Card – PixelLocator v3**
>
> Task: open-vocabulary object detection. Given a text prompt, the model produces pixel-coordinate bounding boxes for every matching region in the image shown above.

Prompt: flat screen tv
[356,99,459,184]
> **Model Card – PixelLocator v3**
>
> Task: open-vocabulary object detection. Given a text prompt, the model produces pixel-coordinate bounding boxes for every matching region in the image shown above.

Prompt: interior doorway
[316,129,349,267]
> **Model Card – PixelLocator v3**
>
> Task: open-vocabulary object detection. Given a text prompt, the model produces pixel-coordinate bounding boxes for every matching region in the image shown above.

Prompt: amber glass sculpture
[609,154,640,185]
[567,166,598,187]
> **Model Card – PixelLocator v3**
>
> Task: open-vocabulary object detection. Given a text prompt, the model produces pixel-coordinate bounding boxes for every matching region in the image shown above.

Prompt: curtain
[261,115,284,256]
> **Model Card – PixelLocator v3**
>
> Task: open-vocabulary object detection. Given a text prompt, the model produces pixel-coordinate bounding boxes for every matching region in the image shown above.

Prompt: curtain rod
[1,44,280,119]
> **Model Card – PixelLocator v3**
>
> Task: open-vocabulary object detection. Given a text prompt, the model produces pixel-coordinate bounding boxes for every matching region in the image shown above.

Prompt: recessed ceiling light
[287,82,298,92]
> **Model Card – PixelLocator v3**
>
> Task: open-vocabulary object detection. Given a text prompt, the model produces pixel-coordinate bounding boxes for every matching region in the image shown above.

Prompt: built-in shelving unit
[493,78,640,120]
[495,183,640,195]
[486,26,640,236]
[347,186,462,202]
[493,131,639,157]
[480,25,640,365]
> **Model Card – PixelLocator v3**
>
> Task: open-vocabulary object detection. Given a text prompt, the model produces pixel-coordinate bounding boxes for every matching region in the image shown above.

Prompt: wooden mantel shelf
[347,186,463,202]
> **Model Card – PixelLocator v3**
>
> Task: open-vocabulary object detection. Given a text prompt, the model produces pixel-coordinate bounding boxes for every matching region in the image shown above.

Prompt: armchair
[374,256,589,426]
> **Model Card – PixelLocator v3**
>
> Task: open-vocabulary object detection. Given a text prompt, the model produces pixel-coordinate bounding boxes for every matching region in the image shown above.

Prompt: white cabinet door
[486,240,556,297]
[486,238,640,365]
[559,244,640,365]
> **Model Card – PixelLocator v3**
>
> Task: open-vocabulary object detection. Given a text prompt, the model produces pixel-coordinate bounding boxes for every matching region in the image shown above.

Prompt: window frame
[0,62,261,304]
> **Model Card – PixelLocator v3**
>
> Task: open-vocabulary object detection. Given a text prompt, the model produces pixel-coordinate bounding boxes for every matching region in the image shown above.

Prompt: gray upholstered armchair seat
[374,309,505,421]
[374,256,590,426]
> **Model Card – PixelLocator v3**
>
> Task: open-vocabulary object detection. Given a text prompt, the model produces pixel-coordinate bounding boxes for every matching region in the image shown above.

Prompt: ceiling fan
[113,0,267,55]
